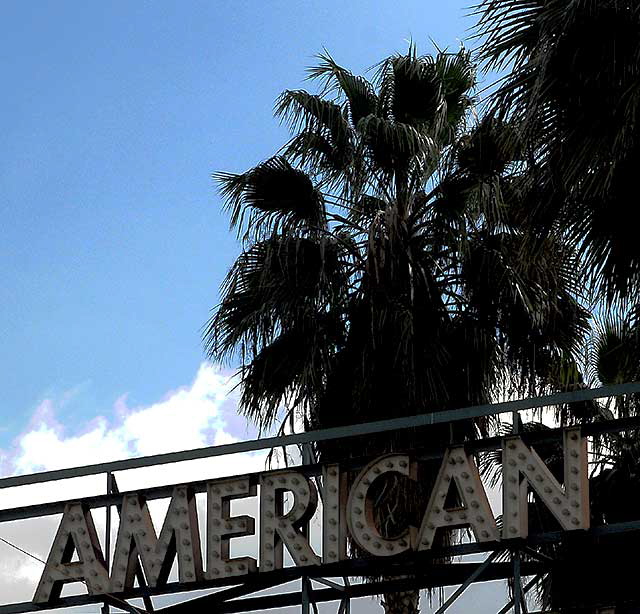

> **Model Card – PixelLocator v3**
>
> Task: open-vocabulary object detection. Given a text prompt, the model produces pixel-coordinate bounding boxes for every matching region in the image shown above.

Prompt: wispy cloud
[6,363,240,475]
[0,363,267,605]
[0,365,506,613]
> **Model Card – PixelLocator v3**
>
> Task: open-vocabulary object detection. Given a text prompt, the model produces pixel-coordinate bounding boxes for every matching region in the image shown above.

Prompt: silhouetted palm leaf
[476,0,640,300]
[215,156,326,236]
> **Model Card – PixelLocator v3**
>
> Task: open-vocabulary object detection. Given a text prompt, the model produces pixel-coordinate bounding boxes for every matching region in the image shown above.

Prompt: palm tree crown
[205,44,587,450]
[205,43,591,614]
[476,0,640,301]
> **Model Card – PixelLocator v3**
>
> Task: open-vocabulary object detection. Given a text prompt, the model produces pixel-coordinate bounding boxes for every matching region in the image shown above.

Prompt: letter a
[415,447,498,550]
[34,503,110,603]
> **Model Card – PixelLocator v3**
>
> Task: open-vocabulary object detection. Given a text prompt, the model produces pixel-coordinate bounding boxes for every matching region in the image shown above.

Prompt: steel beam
[514,551,522,614]
[434,551,500,613]
[201,578,293,604]
[496,576,540,614]
[153,562,545,614]
[2,381,638,490]
[8,518,640,614]
[0,561,545,614]
[312,578,346,591]
[6,416,640,525]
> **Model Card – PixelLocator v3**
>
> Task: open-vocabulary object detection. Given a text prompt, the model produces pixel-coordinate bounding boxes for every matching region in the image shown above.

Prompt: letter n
[502,427,589,538]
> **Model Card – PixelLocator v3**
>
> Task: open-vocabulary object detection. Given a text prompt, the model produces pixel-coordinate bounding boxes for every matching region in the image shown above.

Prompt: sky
[0,1,512,611]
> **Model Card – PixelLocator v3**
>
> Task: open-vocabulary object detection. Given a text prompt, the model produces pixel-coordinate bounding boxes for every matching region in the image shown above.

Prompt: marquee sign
[33,427,589,604]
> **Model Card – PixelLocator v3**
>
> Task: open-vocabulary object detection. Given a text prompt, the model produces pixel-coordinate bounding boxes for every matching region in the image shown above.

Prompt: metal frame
[1,381,640,614]
[2,381,637,490]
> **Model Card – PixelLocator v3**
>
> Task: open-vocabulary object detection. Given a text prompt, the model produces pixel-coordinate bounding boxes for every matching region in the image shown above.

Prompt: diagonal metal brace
[302,576,318,614]
[496,575,540,614]
[312,578,346,591]
[435,550,501,614]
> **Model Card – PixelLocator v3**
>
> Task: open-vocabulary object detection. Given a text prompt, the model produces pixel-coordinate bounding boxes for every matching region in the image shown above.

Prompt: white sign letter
[322,463,347,563]
[34,503,109,603]
[347,454,415,556]
[206,477,257,579]
[415,447,498,550]
[502,427,589,538]
[259,471,320,571]
[110,486,203,591]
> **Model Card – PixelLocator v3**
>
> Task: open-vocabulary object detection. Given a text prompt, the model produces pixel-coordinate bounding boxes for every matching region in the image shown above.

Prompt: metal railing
[1,381,640,614]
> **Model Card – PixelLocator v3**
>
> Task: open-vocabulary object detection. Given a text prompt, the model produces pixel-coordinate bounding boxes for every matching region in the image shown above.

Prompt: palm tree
[474,4,640,608]
[475,0,640,302]
[204,45,588,614]
[547,311,640,613]
[482,309,640,613]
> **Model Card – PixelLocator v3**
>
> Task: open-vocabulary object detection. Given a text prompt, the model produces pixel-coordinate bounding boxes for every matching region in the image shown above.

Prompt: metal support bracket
[435,550,501,614]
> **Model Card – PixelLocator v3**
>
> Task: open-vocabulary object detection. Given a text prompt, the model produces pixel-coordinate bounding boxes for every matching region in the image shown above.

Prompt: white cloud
[8,364,238,475]
[0,363,268,606]
[0,364,508,614]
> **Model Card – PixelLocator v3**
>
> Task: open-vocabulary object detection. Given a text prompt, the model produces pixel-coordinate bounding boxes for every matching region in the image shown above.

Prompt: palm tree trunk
[381,583,420,614]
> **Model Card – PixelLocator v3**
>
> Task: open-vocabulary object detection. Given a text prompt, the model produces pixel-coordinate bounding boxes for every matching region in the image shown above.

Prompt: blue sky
[0,3,511,610]
[1,0,476,446]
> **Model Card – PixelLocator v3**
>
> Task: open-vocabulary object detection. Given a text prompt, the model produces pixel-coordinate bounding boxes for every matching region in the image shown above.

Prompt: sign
[33,427,589,603]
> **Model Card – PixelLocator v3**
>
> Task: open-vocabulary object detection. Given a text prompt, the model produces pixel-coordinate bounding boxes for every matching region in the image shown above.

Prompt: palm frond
[214,156,326,235]
[281,130,349,178]
[456,117,521,178]
[435,49,476,134]
[275,90,352,155]
[307,50,379,127]
[358,114,436,178]
[239,312,344,431]
[378,51,443,127]
[203,234,347,362]
[589,313,640,389]
[474,0,546,72]
[462,231,589,390]
[476,0,640,301]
